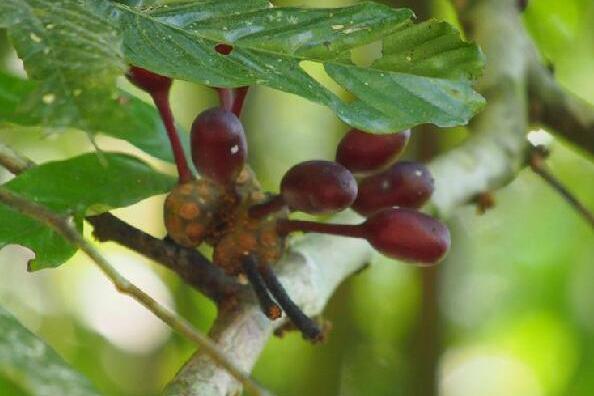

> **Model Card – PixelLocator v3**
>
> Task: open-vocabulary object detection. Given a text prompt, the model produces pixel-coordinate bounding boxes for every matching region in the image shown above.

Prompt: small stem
[277,219,365,239]
[151,91,192,184]
[215,86,249,117]
[249,195,286,219]
[0,187,271,396]
[216,88,234,111]
[242,256,282,320]
[258,265,322,342]
[0,142,34,174]
[529,148,594,229]
[231,86,249,117]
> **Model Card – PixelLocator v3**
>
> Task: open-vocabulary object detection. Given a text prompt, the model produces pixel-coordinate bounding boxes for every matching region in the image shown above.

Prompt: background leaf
[0,0,129,134]
[0,71,181,163]
[0,72,36,125]
[105,0,484,132]
[0,153,176,269]
[375,20,483,80]
[0,305,101,396]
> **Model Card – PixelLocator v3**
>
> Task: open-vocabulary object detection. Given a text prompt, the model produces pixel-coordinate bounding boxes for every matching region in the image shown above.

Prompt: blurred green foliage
[0,0,592,395]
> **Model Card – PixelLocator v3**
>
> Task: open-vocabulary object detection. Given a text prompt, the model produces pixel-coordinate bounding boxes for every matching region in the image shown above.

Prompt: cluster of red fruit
[126,65,450,340]
[270,129,450,265]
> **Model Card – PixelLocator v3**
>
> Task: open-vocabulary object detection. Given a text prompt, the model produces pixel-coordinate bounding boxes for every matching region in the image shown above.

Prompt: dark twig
[529,146,594,229]
[87,213,239,302]
[258,265,323,342]
[242,256,282,320]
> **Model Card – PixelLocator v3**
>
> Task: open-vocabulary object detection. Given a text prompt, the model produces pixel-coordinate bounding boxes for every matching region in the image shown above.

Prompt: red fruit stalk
[249,195,286,218]
[126,66,192,183]
[231,86,249,117]
[216,88,235,112]
[215,86,249,117]
[278,219,364,237]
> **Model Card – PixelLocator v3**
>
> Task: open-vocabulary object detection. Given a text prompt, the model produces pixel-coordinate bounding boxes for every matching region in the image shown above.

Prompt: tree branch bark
[527,62,594,156]
[165,1,539,394]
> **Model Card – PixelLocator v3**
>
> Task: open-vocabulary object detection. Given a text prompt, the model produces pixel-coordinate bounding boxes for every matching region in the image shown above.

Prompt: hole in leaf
[298,60,350,99]
[350,40,383,67]
[215,44,234,55]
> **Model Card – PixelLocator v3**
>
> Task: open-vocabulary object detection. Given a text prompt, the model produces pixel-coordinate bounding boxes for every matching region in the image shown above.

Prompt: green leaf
[0,0,128,132]
[0,305,101,396]
[0,71,179,163]
[0,72,36,125]
[375,20,484,80]
[0,153,176,269]
[105,0,485,132]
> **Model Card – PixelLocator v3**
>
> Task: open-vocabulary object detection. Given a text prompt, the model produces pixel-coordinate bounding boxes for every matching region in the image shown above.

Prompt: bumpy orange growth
[163,167,287,276]
[214,192,287,276]
[163,179,231,247]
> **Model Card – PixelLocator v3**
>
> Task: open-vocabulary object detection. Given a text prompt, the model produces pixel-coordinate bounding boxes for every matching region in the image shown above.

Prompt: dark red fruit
[191,107,247,185]
[353,161,434,215]
[363,208,450,264]
[280,160,357,214]
[277,207,450,264]
[126,66,172,94]
[336,129,410,173]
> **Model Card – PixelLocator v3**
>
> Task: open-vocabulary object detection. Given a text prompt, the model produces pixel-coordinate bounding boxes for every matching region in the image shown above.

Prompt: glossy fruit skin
[126,66,172,94]
[191,107,247,185]
[364,208,450,264]
[336,129,410,173]
[280,160,358,214]
[352,161,434,216]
